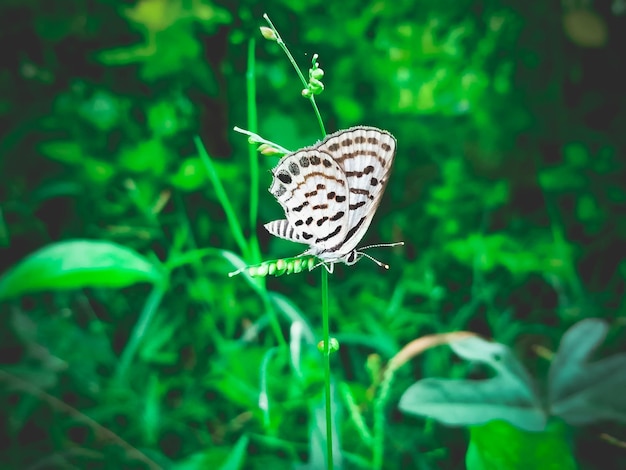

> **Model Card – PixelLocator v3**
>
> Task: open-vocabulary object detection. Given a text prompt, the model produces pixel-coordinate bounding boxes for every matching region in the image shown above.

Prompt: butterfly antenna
[357,251,390,269]
[356,241,404,269]
[359,241,405,251]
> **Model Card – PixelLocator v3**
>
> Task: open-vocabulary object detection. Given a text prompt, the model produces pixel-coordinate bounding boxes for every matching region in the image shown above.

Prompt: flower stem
[321,267,333,469]
[246,37,261,264]
[262,13,326,137]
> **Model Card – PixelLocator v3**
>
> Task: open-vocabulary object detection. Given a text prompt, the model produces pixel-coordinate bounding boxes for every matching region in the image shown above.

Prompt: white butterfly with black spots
[264,126,397,270]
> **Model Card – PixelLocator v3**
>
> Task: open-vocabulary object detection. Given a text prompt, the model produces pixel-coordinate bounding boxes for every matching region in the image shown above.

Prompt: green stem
[321,267,333,470]
[114,281,167,385]
[243,36,286,350]
[311,97,326,138]
[246,37,261,264]
[263,14,326,137]
[262,15,331,464]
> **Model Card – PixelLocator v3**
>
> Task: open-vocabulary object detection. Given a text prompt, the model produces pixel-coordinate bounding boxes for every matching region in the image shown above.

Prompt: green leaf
[445,233,571,277]
[77,89,122,131]
[399,336,546,431]
[170,157,207,191]
[118,139,169,175]
[563,142,589,166]
[466,420,577,470]
[142,373,161,446]
[219,434,250,470]
[147,100,180,137]
[96,43,154,66]
[538,167,587,191]
[82,158,116,184]
[38,141,83,164]
[548,318,626,425]
[0,240,162,299]
[209,345,264,411]
[171,435,248,470]
[139,309,181,365]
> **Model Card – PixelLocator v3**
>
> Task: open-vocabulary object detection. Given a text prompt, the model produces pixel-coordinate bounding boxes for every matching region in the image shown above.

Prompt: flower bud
[317,337,340,354]
[310,68,324,80]
[260,27,277,41]
[258,143,282,156]
[308,78,324,94]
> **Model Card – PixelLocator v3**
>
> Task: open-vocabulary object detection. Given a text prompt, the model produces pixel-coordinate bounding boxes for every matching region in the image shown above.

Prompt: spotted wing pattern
[316,127,396,257]
[264,126,396,263]
[265,148,350,254]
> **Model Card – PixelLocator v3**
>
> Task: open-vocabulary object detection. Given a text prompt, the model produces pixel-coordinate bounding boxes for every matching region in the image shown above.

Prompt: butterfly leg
[311,258,334,274]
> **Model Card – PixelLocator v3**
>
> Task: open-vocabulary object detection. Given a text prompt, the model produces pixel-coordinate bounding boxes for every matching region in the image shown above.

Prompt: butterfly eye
[345,251,359,265]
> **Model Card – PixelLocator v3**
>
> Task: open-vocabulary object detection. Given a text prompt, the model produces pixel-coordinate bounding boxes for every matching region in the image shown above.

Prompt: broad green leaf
[399,336,546,431]
[467,420,577,470]
[548,318,626,425]
[0,240,162,299]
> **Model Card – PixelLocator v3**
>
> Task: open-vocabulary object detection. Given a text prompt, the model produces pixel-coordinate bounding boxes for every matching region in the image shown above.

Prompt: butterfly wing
[265,148,350,254]
[316,126,397,256]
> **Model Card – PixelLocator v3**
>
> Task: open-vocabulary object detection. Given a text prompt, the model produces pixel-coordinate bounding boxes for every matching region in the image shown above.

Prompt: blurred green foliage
[1,0,626,468]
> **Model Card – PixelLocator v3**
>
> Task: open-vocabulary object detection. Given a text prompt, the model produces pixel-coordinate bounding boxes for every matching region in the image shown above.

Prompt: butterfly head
[344,250,360,266]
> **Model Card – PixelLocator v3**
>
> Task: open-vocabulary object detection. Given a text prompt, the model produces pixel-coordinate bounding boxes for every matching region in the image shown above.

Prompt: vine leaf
[399,336,546,431]
[548,318,626,425]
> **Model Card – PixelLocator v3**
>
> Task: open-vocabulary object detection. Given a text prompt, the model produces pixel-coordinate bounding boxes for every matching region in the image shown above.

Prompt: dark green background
[1,0,625,468]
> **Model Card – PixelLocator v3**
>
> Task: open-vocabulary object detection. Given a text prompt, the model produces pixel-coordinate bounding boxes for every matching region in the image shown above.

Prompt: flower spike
[229,255,318,278]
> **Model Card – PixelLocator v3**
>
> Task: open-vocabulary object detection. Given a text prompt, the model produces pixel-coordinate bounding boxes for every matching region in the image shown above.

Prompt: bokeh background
[1,0,625,468]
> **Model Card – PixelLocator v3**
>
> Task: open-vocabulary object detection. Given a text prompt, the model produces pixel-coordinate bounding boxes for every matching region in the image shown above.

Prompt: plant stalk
[321,267,333,469]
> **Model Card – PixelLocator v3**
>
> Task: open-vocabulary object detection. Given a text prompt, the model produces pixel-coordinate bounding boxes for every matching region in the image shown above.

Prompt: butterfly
[264,126,398,271]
